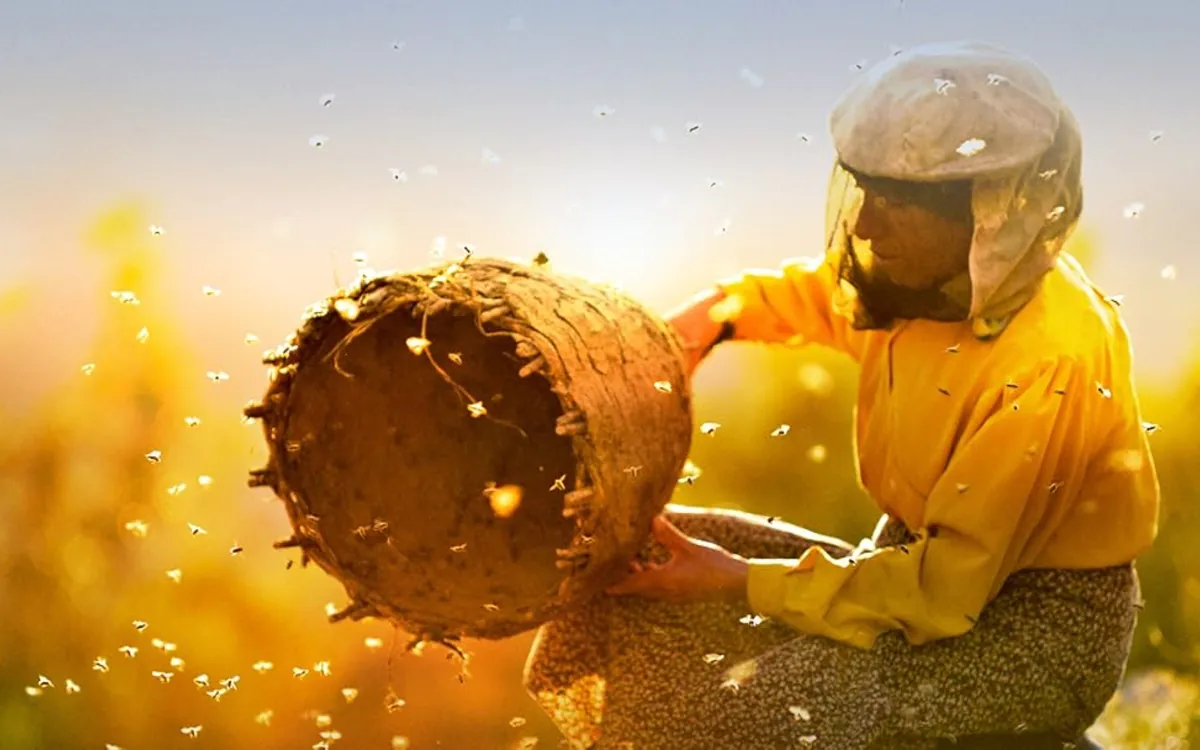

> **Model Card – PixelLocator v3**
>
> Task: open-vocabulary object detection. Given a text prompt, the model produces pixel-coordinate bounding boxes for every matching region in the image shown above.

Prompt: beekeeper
[525,40,1158,750]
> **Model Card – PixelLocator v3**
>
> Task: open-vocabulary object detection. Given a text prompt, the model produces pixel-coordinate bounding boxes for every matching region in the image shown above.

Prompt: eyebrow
[840,162,973,221]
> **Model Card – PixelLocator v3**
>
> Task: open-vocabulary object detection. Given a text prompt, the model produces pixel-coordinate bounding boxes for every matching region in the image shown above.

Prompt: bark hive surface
[246,257,693,642]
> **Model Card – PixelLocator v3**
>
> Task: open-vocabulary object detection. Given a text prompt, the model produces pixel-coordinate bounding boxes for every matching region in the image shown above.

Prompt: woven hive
[245,256,693,644]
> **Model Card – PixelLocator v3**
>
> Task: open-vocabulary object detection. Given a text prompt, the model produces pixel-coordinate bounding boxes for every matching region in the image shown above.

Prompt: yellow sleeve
[745,357,1094,649]
[716,256,863,359]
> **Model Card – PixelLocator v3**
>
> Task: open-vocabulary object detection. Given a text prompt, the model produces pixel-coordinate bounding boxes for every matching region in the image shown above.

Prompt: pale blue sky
[1,0,1198,404]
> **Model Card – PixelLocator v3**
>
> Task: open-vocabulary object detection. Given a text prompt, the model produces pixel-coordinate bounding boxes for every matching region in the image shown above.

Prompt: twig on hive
[243,400,270,420]
[513,338,538,358]
[470,294,519,340]
[273,534,316,567]
[325,290,406,377]
[425,297,453,317]
[518,356,546,378]
[555,410,587,436]
[442,638,468,665]
[271,365,296,389]
[417,303,476,407]
[328,599,374,623]
[561,487,594,518]
[384,624,407,705]
[248,467,276,488]
[272,535,317,551]
[479,305,510,325]
[403,632,467,663]
[555,546,591,571]
[262,346,292,366]
[409,296,529,438]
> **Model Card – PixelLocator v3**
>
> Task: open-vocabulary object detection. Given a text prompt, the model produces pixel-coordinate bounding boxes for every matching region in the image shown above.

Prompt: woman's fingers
[608,558,674,596]
[652,515,692,551]
[606,571,653,596]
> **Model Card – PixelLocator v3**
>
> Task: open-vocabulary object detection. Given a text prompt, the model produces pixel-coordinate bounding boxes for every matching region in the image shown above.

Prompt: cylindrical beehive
[245,256,693,642]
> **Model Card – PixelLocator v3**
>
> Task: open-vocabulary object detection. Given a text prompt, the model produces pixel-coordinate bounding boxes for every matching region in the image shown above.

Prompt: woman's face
[837,169,976,326]
[849,172,974,290]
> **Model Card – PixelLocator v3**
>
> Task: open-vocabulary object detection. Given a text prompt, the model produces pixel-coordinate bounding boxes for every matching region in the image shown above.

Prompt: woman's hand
[665,289,733,377]
[606,515,750,605]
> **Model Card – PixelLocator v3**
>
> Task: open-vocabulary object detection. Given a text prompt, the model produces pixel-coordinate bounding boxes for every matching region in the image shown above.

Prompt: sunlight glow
[556,201,682,299]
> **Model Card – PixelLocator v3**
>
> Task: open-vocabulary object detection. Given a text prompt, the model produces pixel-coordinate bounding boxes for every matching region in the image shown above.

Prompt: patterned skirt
[523,505,1140,749]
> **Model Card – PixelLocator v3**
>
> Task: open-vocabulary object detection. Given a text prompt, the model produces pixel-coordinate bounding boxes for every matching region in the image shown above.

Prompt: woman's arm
[744,356,1097,649]
[665,256,866,374]
[664,288,735,375]
[715,256,865,357]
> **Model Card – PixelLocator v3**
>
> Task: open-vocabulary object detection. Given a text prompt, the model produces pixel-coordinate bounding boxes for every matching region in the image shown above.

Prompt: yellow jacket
[718,253,1160,649]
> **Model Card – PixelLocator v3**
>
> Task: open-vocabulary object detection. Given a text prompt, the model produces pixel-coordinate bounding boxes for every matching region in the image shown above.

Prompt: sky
[1,0,1198,410]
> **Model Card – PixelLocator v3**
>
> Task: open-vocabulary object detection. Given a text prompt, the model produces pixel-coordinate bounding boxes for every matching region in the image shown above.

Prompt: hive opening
[279,301,579,633]
[250,258,694,640]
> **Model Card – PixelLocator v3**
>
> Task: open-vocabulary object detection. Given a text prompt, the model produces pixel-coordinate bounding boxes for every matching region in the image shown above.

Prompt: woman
[523,41,1158,749]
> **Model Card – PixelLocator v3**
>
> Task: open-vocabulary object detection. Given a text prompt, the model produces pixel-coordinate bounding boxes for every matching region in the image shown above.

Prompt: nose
[853,195,886,241]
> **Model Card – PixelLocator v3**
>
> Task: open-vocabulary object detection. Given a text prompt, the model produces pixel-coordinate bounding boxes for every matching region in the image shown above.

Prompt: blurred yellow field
[3,2,1198,745]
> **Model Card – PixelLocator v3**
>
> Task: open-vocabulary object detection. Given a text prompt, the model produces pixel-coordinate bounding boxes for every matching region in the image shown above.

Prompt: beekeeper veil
[824,41,1083,340]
